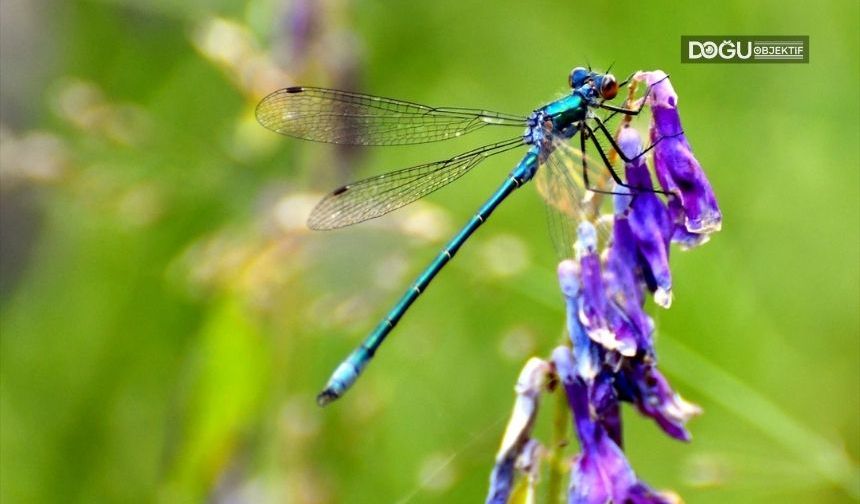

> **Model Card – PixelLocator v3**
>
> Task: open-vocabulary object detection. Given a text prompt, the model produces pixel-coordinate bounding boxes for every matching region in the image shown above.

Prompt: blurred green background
[1,0,858,502]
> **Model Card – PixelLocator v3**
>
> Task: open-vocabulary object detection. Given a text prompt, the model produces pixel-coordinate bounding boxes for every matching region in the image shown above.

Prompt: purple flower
[616,126,674,308]
[486,358,552,504]
[604,216,645,310]
[553,347,673,504]
[485,457,516,504]
[635,70,722,243]
[616,358,702,442]
[575,223,637,356]
[286,0,317,67]
[602,222,656,356]
[555,222,697,503]
[486,69,718,504]
[570,430,674,504]
[592,369,623,448]
[666,197,712,250]
[558,260,602,380]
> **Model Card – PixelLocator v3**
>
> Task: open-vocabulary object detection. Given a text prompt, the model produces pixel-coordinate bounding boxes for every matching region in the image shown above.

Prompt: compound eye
[600,74,618,99]
[569,67,589,88]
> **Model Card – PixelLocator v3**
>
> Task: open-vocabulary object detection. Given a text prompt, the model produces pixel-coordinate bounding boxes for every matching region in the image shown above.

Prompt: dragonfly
[256,67,666,406]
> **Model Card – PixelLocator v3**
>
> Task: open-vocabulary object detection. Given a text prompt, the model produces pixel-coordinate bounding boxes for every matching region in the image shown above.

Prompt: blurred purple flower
[636,70,722,243]
[286,0,317,68]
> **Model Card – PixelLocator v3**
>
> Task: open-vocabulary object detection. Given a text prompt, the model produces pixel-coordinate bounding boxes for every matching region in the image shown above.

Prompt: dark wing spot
[332,185,349,196]
[286,86,304,93]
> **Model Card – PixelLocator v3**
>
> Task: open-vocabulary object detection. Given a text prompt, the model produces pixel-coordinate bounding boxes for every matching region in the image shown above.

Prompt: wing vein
[308,137,524,229]
[256,87,525,146]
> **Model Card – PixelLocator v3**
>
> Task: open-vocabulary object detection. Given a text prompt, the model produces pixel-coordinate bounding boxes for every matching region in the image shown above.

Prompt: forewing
[256,87,525,146]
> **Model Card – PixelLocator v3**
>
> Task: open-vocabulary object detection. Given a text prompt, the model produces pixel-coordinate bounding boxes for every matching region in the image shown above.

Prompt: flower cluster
[486,71,720,503]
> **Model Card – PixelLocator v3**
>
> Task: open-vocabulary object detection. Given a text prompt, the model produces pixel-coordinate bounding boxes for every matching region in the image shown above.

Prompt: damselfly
[256,67,669,406]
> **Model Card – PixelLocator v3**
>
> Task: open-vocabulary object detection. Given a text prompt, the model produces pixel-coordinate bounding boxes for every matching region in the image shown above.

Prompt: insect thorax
[523,93,587,146]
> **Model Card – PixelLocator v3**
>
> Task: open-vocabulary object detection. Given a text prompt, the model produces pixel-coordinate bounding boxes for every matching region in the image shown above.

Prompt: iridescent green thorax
[543,93,587,130]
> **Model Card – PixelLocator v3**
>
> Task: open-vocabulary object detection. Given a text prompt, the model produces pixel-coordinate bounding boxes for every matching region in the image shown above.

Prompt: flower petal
[485,357,552,504]
[617,125,674,307]
[558,261,602,380]
[616,358,702,441]
[569,428,673,504]
[635,70,722,241]
[575,222,632,354]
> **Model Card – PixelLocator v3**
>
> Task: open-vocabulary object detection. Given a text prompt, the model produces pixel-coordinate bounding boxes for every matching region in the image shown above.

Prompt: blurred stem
[546,382,569,503]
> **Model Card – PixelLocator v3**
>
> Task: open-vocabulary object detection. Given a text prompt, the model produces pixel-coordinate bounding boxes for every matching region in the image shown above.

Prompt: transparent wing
[535,132,618,258]
[256,87,526,146]
[308,137,523,229]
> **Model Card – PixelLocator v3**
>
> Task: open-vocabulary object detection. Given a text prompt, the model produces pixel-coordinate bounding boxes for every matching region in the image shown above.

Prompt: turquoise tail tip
[316,388,340,407]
